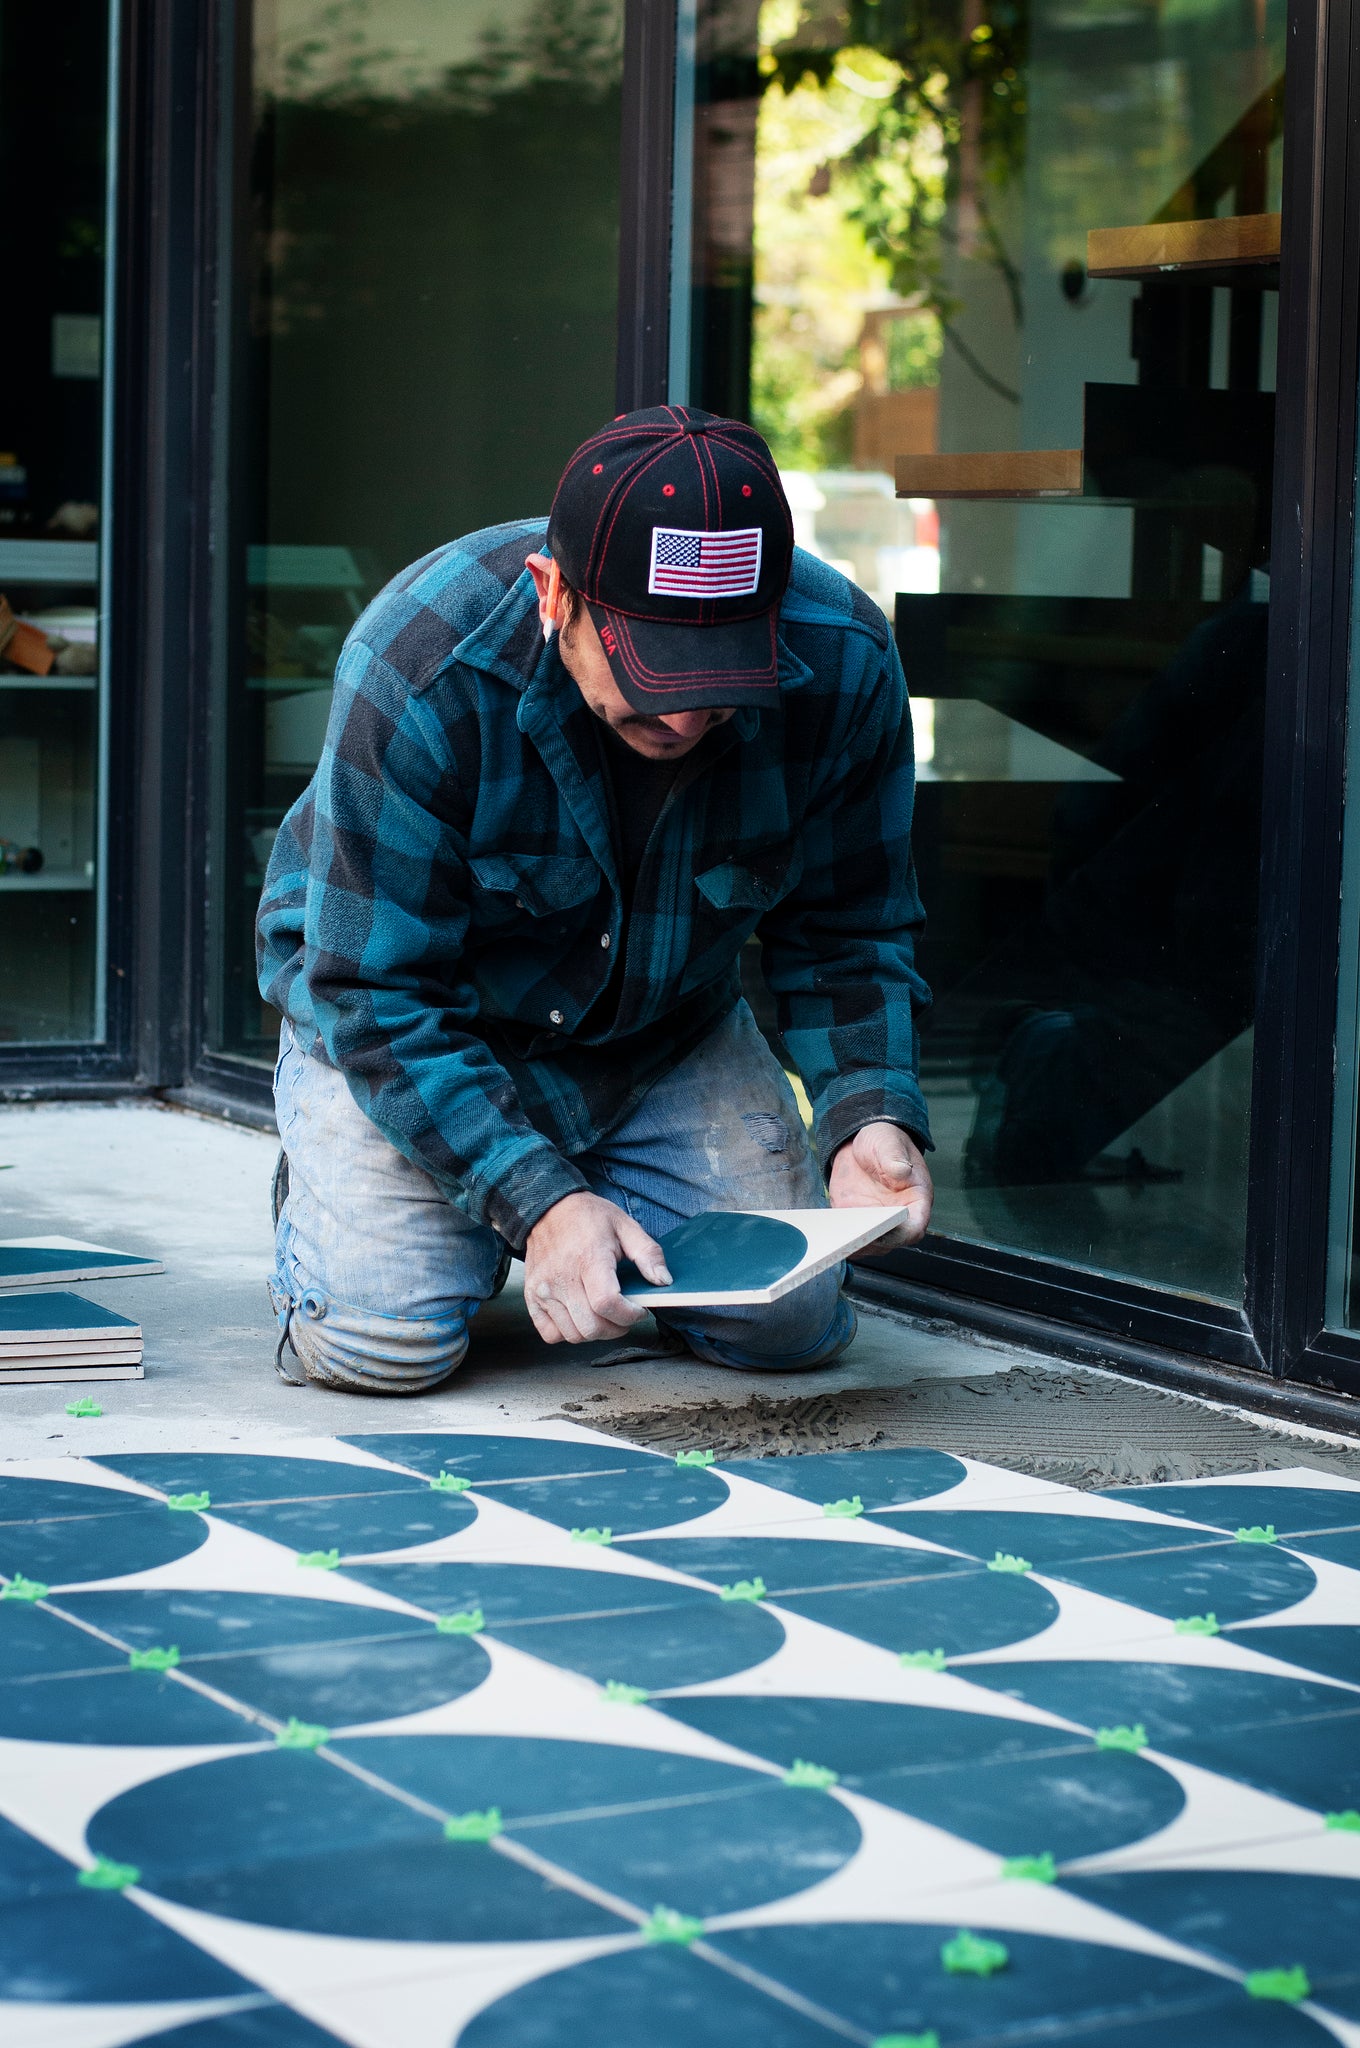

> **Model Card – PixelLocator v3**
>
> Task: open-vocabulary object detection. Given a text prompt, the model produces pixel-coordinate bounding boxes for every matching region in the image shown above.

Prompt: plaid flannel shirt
[256,518,932,1249]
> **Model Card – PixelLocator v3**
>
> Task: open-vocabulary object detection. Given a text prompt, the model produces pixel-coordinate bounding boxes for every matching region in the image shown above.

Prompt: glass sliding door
[210,0,628,1065]
[0,0,115,1044]
[676,0,1283,1305]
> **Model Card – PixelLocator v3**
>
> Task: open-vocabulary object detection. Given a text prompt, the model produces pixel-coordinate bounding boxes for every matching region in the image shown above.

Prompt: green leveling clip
[675,1449,716,1468]
[65,1397,102,1418]
[718,1578,766,1602]
[642,1905,705,1945]
[297,1549,341,1570]
[1326,1810,1360,1831]
[430,1471,471,1494]
[128,1646,180,1672]
[444,1808,502,1842]
[435,1608,484,1635]
[1244,1967,1310,2003]
[782,1759,839,1790]
[1236,1524,1278,1544]
[166,1491,210,1512]
[872,2034,940,2048]
[571,1527,612,1545]
[1000,1852,1057,1883]
[899,1649,947,1672]
[79,1856,140,1891]
[987,1552,1031,1575]
[1,1574,48,1603]
[602,1680,649,1704]
[275,1718,330,1750]
[940,1930,1009,1976]
[1095,1724,1148,1752]
[823,1496,864,1519]
[1173,1613,1219,1636]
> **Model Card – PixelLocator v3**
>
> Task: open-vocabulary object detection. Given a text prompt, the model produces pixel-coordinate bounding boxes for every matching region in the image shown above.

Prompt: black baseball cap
[546,405,795,713]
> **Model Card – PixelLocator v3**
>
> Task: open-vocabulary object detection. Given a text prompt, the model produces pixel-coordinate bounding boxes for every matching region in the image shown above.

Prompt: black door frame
[8,0,1360,1418]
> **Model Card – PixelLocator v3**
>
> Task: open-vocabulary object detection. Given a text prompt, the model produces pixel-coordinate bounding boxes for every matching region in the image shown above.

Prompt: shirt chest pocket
[693,838,804,918]
[467,853,602,931]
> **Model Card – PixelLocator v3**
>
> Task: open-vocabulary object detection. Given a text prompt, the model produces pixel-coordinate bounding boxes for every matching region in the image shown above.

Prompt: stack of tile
[0,1237,162,1382]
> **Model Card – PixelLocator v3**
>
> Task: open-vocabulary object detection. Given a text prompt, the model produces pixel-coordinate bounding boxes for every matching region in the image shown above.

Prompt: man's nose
[658,710,716,739]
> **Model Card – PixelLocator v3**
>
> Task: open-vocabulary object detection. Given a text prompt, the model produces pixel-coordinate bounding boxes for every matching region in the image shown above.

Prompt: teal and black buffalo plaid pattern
[256,519,931,1249]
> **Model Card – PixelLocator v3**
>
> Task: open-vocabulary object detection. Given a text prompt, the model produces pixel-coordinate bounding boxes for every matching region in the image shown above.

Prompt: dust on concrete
[559,1362,1360,1488]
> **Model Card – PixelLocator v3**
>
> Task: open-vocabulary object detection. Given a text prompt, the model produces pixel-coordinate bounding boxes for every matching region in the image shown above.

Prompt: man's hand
[524,1191,673,1344]
[828,1121,933,1252]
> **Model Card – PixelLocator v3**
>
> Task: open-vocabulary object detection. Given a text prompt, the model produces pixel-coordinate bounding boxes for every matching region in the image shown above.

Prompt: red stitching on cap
[742,484,752,496]
[662,483,675,496]
[605,607,779,692]
[592,463,604,474]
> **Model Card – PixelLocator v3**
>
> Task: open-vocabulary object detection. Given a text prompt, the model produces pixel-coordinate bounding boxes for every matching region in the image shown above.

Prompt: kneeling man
[256,405,933,1393]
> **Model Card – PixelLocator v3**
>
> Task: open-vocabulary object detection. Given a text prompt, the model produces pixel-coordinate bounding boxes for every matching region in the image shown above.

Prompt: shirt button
[600,933,611,948]
[549,1009,564,1026]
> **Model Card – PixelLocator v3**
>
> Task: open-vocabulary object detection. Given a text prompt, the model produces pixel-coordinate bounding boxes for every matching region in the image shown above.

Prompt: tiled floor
[2,1428,1359,2048]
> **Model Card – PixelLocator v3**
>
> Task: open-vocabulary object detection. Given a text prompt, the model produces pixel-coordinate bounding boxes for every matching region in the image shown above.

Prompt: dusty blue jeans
[270,1002,855,1394]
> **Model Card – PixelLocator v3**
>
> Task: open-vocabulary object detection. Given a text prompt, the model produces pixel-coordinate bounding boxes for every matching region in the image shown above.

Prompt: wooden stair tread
[895,450,1083,500]
[1087,212,1280,280]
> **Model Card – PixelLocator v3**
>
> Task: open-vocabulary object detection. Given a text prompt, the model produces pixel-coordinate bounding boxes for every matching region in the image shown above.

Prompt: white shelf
[0,869,94,892]
[0,541,98,584]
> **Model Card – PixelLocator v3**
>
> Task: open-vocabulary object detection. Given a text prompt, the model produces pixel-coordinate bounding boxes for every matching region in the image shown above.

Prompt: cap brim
[584,600,780,714]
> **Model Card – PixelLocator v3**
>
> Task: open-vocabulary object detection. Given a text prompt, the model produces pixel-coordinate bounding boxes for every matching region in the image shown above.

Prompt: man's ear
[525,552,560,633]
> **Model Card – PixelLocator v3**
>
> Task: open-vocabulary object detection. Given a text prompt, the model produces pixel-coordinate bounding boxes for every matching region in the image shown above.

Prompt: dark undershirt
[587,721,683,1034]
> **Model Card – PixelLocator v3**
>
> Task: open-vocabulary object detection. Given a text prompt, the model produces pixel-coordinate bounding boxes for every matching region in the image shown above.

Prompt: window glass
[678,0,1284,1302]
[212,0,626,1062]
[0,0,113,1043]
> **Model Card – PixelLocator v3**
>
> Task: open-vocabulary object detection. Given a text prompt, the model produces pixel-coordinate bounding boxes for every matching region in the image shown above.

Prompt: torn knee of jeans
[742,1111,788,1154]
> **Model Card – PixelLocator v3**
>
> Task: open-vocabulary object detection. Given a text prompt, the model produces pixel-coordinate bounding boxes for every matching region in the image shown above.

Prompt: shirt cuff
[476,1146,591,1251]
[814,1084,933,1167]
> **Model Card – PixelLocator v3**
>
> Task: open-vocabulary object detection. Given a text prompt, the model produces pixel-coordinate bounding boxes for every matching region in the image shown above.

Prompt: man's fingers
[615,1213,672,1288]
[581,1250,646,1333]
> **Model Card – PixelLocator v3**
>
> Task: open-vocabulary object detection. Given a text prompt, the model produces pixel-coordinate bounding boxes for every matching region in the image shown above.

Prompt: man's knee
[662,1276,856,1373]
[270,1279,473,1395]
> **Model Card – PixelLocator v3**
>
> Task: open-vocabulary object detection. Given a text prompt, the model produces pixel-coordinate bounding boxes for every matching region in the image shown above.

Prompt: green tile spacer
[899,1648,947,1672]
[873,2034,940,2048]
[642,1905,705,1945]
[782,1759,839,1790]
[718,1577,766,1602]
[987,1552,1031,1574]
[1325,1809,1360,1831]
[940,1930,1009,1977]
[1,1574,48,1603]
[675,1449,715,1468]
[1001,1851,1057,1883]
[296,1549,341,1570]
[65,1397,102,1418]
[435,1608,484,1635]
[1236,1524,1278,1544]
[571,1526,612,1545]
[444,1807,502,1842]
[1244,1966,1310,2003]
[430,1471,471,1494]
[602,1680,649,1704]
[128,1645,180,1673]
[79,1855,140,1891]
[823,1496,864,1519]
[1095,1723,1149,1752]
[275,1717,330,1750]
[1174,1613,1220,1636]
[166,1491,210,1512]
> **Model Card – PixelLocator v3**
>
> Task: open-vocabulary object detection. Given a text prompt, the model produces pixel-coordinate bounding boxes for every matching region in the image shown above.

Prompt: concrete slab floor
[0,1099,1357,1482]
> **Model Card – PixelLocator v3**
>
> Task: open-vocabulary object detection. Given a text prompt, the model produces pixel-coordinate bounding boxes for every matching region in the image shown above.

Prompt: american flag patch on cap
[648,526,763,599]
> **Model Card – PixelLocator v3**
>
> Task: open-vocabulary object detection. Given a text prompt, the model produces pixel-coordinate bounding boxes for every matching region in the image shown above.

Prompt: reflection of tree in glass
[270,0,623,107]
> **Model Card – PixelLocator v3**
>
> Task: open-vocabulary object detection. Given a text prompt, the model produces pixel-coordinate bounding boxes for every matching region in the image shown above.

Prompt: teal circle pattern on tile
[0,1814,254,2004]
[460,1924,1333,2046]
[94,1454,425,1505]
[1228,1624,1360,1685]
[1066,1870,1360,2021]
[56,1589,490,1727]
[197,1487,476,1555]
[0,1479,208,1585]
[124,2007,353,2047]
[659,1695,1185,1859]
[344,1560,786,1687]
[620,1535,1059,1656]
[719,1447,966,1510]
[88,1735,858,1937]
[343,1432,666,1484]
[960,1660,1360,1810]
[1099,1483,1360,1539]
[879,1509,1318,1623]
